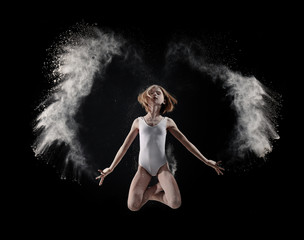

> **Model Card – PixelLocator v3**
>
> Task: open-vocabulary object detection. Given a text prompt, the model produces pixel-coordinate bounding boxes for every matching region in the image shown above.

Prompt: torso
[138,116,168,176]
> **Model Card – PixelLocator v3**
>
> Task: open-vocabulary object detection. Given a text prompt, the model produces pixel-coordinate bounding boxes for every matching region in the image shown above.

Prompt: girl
[96,85,224,211]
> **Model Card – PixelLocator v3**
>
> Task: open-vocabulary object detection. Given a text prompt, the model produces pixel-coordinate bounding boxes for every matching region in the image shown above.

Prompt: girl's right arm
[96,118,139,186]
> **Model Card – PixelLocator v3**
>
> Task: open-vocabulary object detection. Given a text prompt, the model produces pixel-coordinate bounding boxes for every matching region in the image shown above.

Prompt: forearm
[170,126,209,164]
[168,120,214,167]
[109,146,128,171]
[108,123,138,172]
[183,141,209,164]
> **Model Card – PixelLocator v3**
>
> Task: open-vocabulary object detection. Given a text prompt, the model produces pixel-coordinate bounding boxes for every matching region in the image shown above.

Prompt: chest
[139,120,167,137]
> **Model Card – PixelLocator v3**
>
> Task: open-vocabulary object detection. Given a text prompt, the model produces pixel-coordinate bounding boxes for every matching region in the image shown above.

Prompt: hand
[95,168,112,186]
[206,160,225,175]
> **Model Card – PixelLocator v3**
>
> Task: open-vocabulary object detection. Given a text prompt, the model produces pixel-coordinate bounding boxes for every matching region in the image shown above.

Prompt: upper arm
[131,118,140,135]
[167,118,187,143]
[121,118,139,150]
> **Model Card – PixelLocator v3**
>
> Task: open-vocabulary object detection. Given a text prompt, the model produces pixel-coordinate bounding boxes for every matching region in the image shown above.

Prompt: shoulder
[166,117,178,129]
[131,117,141,129]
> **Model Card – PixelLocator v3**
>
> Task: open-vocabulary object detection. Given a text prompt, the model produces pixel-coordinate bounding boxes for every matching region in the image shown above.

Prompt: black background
[10,3,299,237]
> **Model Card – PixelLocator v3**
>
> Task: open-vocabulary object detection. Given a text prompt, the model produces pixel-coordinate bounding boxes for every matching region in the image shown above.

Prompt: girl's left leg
[149,164,182,209]
[127,164,181,210]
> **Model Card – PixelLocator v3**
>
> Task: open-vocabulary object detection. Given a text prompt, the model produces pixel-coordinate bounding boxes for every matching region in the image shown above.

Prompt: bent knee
[128,202,141,211]
[128,194,143,211]
[168,197,182,209]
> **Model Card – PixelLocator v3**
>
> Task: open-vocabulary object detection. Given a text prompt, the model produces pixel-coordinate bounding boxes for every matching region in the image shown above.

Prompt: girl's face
[147,86,165,106]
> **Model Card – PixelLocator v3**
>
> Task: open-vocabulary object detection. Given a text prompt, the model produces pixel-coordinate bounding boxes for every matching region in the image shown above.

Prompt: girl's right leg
[127,166,152,211]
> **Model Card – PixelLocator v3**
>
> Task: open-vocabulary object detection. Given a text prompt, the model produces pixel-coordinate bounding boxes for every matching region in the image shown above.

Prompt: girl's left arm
[167,118,224,175]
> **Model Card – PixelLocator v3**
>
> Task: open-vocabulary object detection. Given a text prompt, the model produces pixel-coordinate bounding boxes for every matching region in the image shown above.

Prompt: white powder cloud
[166,41,280,159]
[33,25,123,181]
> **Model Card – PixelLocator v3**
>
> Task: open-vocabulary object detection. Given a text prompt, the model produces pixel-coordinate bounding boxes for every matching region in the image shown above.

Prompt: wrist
[204,159,213,166]
[201,158,209,164]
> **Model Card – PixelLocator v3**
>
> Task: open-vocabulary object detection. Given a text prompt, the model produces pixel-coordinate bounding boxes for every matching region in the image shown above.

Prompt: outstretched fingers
[215,161,225,175]
[99,176,105,186]
[96,169,106,186]
[216,168,224,175]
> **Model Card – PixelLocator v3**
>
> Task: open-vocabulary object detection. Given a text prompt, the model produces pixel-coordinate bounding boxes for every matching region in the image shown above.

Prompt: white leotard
[138,116,168,176]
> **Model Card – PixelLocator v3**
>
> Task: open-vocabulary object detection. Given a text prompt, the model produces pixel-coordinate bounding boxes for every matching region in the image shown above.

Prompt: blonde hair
[138,85,177,114]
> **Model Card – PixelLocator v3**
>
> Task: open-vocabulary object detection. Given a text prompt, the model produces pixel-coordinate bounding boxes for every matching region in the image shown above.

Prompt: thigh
[128,166,152,198]
[157,164,181,200]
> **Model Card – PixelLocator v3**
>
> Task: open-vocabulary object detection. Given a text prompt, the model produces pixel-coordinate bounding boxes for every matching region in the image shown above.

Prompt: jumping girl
[96,85,224,211]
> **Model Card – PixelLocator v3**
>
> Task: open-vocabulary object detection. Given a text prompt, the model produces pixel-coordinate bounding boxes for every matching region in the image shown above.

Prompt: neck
[147,105,161,119]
